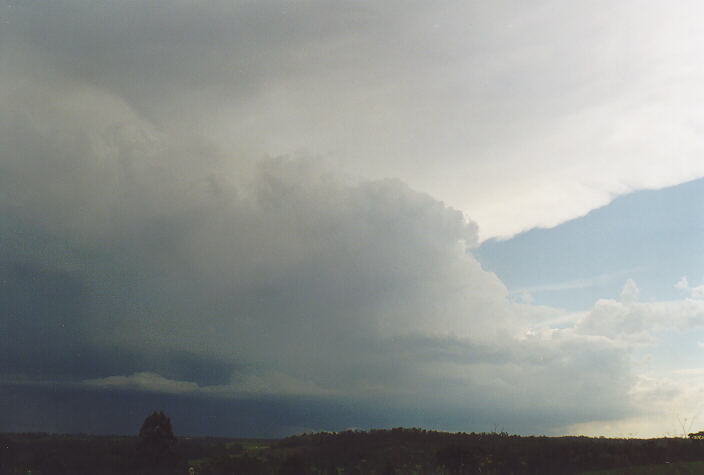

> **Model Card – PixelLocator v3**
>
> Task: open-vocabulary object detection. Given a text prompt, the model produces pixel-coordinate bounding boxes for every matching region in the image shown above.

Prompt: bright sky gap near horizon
[2,0,704,438]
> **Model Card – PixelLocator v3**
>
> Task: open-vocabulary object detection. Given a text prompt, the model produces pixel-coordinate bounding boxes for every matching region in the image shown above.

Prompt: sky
[2,0,704,438]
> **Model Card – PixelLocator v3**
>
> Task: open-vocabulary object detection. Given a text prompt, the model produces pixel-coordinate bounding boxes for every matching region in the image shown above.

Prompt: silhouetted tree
[136,411,178,472]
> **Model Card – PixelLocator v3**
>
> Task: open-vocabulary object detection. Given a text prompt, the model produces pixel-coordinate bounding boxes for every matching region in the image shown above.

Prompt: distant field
[238,439,271,451]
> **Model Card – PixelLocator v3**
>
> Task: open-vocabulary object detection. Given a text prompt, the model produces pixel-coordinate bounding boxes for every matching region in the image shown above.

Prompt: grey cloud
[1,0,663,434]
[0,105,632,431]
[5,1,704,240]
[0,259,235,385]
[1,1,396,123]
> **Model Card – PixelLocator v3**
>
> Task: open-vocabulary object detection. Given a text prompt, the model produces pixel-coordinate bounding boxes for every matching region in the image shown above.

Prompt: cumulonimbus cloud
[0,81,635,431]
[3,0,704,437]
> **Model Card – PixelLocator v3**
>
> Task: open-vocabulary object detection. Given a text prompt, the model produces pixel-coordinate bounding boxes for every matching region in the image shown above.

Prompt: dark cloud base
[0,384,621,438]
[0,385,413,438]
[0,260,236,386]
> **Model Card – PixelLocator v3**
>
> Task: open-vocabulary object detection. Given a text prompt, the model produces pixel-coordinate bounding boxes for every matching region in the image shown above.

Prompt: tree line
[5,413,704,474]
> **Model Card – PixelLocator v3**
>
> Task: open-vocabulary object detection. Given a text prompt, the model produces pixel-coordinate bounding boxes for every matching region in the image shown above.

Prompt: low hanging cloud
[85,372,201,395]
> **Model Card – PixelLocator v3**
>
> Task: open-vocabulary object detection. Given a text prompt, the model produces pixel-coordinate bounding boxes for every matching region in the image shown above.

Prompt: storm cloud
[0,90,631,432]
[2,0,704,437]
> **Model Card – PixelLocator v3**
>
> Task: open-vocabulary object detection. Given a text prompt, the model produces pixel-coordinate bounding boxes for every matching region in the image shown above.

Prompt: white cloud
[620,278,640,303]
[85,372,200,394]
[672,276,704,299]
[676,276,690,291]
[516,291,534,304]
[575,297,704,344]
[84,370,331,398]
[692,286,704,299]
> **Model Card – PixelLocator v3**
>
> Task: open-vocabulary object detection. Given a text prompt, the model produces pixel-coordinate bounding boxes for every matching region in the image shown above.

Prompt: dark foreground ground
[3,428,704,474]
